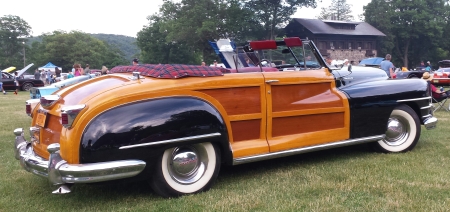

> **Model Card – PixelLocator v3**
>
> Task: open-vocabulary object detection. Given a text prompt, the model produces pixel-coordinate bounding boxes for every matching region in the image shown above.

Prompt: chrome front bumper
[13,128,146,194]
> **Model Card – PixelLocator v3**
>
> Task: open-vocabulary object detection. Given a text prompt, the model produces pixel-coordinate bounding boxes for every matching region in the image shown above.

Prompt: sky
[0,0,371,38]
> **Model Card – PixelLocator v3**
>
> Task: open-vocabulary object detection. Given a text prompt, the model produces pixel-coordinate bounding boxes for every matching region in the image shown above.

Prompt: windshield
[242,43,324,70]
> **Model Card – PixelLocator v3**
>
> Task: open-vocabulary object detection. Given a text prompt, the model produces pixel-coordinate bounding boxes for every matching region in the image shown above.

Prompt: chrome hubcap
[384,116,409,146]
[168,145,208,185]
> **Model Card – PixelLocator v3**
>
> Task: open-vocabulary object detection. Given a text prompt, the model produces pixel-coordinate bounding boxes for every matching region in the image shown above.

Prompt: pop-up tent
[39,62,62,73]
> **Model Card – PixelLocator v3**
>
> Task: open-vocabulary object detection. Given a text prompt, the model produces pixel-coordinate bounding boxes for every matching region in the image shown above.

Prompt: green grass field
[1,91,450,211]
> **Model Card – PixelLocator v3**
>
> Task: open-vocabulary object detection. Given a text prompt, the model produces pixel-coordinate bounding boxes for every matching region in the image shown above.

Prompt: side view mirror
[347,64,352,72]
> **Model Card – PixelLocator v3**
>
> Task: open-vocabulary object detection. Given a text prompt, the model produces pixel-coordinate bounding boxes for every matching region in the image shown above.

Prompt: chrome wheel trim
[22,83,32,91]
[161,142,216,193]
[377,108,417,152]
[167,145,208,185]
[383,116,410,146]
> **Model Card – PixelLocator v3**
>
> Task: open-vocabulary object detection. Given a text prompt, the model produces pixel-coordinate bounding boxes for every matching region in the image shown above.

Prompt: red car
[431,68,450,86]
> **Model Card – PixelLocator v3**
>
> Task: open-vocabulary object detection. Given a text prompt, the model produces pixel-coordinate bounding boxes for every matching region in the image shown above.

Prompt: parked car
[358,57,384,67]
[29,74,97,99]
[429,68,450,86]
[1,64,44,91]
[395,67,427,79]
[13,37,436,197]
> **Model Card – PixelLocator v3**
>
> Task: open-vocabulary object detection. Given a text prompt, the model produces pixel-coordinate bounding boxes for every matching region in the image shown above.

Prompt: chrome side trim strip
[420,104,432,109]
[119,132,222,150]
[233,135,384,165]
[397,96,431,102]
[422,114,432,119]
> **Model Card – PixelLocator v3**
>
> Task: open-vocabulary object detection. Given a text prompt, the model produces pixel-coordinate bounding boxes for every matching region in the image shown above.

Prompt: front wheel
[21,82,33,91]
[372,104,421,153]
[150,142,221,197]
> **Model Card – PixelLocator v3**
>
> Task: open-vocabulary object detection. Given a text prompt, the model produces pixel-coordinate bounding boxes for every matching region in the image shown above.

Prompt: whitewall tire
[373,104,421,153]
[150,142,221,197]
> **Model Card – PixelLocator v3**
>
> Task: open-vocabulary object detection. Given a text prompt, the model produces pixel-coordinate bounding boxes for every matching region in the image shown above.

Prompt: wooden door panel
[272,112,344,137]
[263,70,350,152]
[196,74,269,158]
[271,83,343,111]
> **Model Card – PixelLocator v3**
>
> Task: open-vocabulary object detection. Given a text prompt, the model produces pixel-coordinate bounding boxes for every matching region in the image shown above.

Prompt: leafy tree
[317,0,353,21]
[137,0,317,64]
[364,0,449,68]
[29,31,127,71]
[0,15,32,69]
[137,16,200,64]
[244,0,317,40]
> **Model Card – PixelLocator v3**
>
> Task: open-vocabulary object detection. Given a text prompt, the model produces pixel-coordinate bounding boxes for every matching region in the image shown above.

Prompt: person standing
[0,81,6,94]
[325,56,333,66]
[73,64,84,76]
[40,70,46,82]
[380,54,395,78]
[132,58,139,66]
[34,69,40,80]
[55,67,61,81]
[84,64,91,75]
[101,66,108,75]
[419,61,425,68]
[13,72,19,95]
[67,70,74,79]
[201,61,206,66]
[425,61,432,72]
[46,70,52,84]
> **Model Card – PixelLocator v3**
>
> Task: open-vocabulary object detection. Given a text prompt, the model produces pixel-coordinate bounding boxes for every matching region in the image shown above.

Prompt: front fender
[80,97,231,165]
[340,79,430,138]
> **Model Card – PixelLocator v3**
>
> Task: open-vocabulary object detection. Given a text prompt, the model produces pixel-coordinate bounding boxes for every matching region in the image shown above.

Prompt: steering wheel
[259,59,272,67]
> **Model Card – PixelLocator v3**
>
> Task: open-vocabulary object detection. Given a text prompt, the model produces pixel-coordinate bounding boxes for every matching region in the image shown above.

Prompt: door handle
[265,80,279,84]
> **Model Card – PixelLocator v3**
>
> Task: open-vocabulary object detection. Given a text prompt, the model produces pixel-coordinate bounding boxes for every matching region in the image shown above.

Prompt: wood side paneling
[272,112,344,137]
[271,83,343,112]
[199,87,261,115]
[231,119,261,142]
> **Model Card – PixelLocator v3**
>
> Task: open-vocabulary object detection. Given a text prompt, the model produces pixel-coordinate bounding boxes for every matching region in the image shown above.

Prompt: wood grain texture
[199,87,261,115]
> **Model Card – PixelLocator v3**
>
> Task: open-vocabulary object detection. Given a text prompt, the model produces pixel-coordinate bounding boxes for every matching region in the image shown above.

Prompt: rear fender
[80,97,232,165]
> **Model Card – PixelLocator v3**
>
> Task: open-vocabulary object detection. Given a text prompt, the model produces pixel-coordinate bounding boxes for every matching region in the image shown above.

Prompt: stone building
[285,18,386,64]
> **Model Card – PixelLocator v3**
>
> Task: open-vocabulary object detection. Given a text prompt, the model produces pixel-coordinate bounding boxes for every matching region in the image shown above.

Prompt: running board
[233,135,384,165]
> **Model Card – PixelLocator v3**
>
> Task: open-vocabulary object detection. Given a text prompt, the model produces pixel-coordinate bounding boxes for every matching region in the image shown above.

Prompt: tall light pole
[22,41,26,68]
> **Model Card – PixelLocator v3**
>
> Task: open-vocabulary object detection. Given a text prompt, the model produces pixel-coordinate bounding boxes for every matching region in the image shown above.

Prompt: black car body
[1,71,45,91]
[395,67,427,79]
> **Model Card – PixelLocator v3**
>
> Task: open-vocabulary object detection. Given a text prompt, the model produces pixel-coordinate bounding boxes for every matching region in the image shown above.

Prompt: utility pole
[22,41,26,68]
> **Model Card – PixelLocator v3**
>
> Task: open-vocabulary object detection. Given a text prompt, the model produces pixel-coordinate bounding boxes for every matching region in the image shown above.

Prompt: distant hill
[90,34,139,62]
[27,34,139,62]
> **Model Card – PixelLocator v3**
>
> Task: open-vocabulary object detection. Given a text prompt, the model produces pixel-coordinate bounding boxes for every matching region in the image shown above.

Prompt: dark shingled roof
[292,18,386,36]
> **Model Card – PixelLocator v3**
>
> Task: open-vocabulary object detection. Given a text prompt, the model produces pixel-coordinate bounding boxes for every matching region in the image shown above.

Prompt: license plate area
[36,110,47,128]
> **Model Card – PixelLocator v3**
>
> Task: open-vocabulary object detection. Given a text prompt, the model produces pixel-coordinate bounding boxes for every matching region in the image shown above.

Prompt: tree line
[1,0,450,71]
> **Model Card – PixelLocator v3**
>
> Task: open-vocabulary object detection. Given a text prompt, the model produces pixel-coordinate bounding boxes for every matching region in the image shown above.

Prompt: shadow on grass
[47,143,373,200]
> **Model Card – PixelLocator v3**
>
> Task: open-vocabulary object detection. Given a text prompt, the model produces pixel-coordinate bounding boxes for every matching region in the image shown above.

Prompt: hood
[1,66,16,73]
[334,65,388,86]
[2,63,34,76]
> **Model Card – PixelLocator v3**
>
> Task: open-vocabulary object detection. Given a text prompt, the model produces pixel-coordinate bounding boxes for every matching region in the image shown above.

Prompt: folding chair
[432,95,449,112]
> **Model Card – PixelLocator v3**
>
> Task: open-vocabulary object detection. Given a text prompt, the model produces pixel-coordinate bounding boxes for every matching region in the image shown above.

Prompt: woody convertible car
[13,37,437,197]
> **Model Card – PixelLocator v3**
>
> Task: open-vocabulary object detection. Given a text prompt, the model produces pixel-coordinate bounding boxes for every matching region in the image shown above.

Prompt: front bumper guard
[13,128,146,194]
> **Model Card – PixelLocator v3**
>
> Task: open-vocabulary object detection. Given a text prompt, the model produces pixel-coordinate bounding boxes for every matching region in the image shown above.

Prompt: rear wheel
[21,82,32,91]
[150,142,221,197]
[372,105,421,152]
